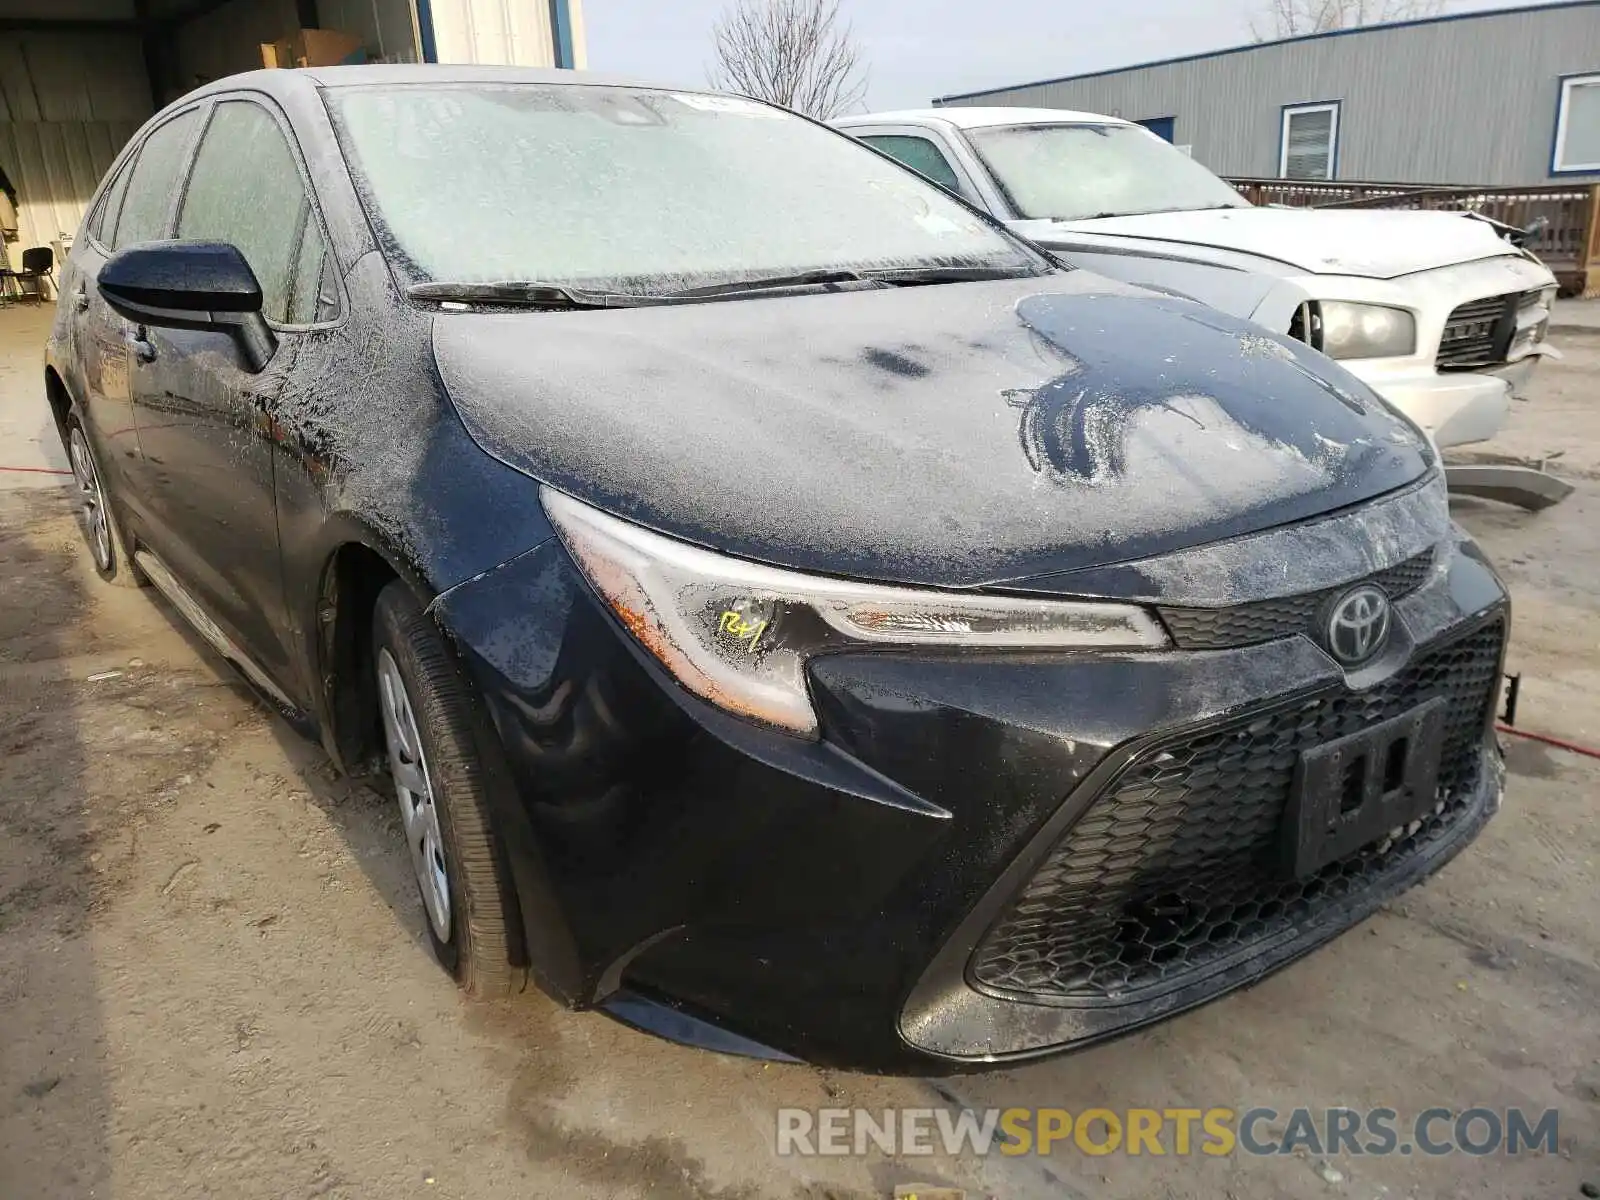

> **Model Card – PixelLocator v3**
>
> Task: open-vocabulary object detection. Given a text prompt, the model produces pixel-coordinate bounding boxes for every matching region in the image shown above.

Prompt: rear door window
[92,155,135,247]
[177,100,331,325]
[860,134,964,195]
[112,109,201,248]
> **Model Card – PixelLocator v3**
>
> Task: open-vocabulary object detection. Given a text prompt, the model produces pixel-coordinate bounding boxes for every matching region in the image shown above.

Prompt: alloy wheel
[68,427,112,571]
[377,648,452,941]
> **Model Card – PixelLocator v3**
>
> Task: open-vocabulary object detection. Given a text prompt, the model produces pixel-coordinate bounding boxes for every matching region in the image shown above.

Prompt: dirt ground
[2,299,1598,1200]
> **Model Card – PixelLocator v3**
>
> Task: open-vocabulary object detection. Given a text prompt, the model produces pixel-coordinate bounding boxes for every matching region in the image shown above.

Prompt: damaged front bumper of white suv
[1316,256,1560,451]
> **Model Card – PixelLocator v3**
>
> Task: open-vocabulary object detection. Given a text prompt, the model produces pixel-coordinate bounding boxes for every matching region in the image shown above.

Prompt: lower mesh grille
[969,618,1504,1004]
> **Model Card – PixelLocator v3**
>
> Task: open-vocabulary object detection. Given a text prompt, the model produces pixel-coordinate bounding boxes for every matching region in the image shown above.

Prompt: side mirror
[98,240,277,372]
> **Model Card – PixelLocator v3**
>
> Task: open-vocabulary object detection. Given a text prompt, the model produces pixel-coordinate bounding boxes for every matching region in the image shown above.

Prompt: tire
[372,580,524,997]
[64,413,145,589]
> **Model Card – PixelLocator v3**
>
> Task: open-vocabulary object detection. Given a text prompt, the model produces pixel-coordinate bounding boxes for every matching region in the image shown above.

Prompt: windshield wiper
[1071,203,1247,221]
[656,269,874,299]
[407,281,643,309]
[860,264,1049,284]
[412,263,1048,310]
[661,264,1047,299]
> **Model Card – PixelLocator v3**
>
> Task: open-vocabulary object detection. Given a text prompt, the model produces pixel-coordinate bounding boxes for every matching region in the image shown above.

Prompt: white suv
[835,108,1559,453]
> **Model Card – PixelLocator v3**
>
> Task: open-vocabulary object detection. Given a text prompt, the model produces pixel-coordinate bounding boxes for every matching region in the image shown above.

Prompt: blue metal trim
[1550,70,1600,176]
[1278,98,1343,180]
[548,0,574,69]
[414,0,437,63]
[934,0,1600,103]
[1134,114,1177,142]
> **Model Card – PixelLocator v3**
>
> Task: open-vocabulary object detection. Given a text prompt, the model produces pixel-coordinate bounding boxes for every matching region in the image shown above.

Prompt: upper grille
[969,618,1504,1005]
[1437,293,1514,371]
[1158,551,1435,652]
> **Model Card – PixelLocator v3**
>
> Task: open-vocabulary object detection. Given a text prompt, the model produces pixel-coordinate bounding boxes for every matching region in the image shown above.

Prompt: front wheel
[372,581,524,997]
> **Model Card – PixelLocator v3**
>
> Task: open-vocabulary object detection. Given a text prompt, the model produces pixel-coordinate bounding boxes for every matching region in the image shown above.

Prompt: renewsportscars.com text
[775,1106,1560,1158]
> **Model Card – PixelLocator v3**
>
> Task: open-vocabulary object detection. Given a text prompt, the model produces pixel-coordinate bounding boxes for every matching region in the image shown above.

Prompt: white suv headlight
[1320,302,1416,360]
[542,488,1170,736]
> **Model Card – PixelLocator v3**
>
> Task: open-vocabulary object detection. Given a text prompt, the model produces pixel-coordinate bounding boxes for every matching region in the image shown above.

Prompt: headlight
[1320,302,1416,360]
[542,488,1170,736]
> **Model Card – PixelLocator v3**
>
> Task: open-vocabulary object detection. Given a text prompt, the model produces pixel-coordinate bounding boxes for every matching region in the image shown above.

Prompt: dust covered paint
[436,275,1431,588]
[1004,292,1376,484]
[1025,472,1451,606]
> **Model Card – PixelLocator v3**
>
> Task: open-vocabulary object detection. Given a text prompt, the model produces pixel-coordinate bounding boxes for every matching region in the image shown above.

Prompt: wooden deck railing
[1224,178,1600,297]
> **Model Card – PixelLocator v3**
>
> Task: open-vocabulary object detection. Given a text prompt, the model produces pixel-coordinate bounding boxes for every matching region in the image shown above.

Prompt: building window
[1552,73,1600,174]
[1279,101,1340,180]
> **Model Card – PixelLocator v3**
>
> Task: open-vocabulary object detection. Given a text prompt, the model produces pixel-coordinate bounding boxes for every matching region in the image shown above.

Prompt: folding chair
[13,246,54,303]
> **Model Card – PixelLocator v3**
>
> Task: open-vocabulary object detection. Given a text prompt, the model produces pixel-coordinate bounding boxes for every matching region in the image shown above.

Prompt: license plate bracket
[1282,698,1449,879]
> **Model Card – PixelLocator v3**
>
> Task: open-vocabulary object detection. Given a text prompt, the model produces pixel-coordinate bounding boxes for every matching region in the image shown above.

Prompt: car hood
[433,274,1431,589]
[1054,207,1523,278]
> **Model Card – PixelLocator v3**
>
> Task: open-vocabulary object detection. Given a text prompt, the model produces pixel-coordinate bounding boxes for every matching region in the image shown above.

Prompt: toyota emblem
[1327,585,1391,666]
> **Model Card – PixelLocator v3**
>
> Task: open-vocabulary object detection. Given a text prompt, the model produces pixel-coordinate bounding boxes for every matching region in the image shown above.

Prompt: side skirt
[132,548,300,715]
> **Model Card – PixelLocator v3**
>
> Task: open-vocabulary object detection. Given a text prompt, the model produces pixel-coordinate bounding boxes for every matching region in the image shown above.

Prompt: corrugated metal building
[0,0,585,268]
[934,0,1600,187]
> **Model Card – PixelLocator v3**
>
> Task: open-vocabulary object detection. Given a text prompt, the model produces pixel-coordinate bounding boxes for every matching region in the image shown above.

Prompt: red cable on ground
[1497,724,1600,761]
[0,465,72,475]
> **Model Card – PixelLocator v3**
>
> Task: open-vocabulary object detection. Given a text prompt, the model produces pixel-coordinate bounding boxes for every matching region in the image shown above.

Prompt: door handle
[73,285,89,313]
[129,325,157,364]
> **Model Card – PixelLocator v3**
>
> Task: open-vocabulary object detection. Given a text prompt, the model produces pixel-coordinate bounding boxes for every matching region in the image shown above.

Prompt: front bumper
[1294,254,1558,451]
[1354,352,1546,450]
[1366,368,1513,449]
[901,617,1505,1062]
[436,508,1509,1073]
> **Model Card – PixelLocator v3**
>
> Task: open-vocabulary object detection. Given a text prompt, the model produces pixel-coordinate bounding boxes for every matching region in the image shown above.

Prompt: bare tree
[1250,0,1446,40]
[708,0,869,120]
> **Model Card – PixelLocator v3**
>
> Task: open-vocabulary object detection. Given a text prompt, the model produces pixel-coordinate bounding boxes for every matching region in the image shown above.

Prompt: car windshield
[965,122,1251,222]
[326,84,1043,294]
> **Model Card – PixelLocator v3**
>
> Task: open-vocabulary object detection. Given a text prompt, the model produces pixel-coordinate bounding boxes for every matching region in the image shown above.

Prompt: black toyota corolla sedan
[44,65,1508,1073]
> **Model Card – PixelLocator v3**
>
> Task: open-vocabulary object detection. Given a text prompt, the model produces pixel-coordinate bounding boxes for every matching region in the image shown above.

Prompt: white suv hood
[1059,207,1523,278]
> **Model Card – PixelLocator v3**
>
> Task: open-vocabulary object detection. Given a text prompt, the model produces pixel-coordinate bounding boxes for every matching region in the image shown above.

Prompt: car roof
[299,64,662,89]
[179,64,701,105]
[835,106,1129,130]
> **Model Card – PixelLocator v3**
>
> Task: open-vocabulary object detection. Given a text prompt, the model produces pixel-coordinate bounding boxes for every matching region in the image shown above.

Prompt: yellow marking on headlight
[718,608,769,653]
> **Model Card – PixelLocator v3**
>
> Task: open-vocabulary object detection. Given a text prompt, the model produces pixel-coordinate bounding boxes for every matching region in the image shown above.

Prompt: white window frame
[1279,101,1341,181]
[1551,72,1600,175]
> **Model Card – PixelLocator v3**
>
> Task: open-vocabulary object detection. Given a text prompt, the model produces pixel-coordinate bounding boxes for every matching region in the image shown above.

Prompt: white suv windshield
[966,123,1250,222]
[328,85,1041,292]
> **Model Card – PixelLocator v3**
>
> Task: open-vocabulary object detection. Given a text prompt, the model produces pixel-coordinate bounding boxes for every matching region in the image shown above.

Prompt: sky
[582,0,1568,111]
